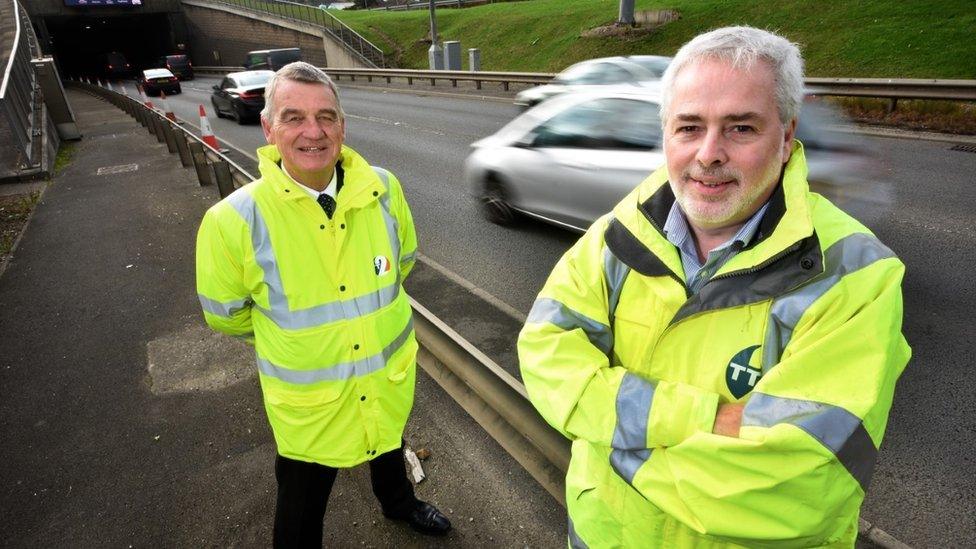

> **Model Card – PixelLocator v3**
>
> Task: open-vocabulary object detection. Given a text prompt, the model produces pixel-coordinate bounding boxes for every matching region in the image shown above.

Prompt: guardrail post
[152,114,167,144]
[175,130,193,168]
[887,98,898,114]
[162,120,179,154]
[146,111,159,136]
[188,141,214,186]
[212,160,236,199]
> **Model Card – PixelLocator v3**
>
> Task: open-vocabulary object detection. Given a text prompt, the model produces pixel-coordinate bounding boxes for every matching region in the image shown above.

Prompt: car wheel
[212,99,225,118]
[480,177,517,226]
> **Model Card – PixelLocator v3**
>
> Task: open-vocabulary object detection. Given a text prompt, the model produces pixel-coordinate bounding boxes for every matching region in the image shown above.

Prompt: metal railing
[192,66,976,102]
[185,0,387,68]
[1,0,39,171]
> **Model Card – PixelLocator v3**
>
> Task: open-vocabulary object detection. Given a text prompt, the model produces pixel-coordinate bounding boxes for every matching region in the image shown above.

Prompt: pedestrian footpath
[0,88,563,547]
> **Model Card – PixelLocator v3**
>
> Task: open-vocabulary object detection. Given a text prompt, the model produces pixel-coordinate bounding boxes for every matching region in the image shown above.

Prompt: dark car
[100,51,133,79]
[211,70,274,124]
[140,69,181,97]
[242,48,302,71]
[158,54,194,80]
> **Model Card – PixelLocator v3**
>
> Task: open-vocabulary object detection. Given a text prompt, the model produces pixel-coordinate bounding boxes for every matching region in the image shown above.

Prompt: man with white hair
[518,27,909,546]
[196,61,450,547]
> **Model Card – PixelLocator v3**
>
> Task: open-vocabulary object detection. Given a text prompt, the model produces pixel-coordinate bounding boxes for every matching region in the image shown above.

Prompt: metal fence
[189,0,387,68]
[1,0,39,172]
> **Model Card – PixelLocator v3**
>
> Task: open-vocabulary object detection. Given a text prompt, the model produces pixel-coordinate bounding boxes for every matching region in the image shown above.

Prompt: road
[158,76,976,547]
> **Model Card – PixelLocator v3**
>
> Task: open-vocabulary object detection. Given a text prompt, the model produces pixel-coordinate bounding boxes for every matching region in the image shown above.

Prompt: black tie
[317,193,336,219]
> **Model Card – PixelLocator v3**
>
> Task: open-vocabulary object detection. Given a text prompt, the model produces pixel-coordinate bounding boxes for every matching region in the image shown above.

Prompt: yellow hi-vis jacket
[196,144,418,467]
[518,143,910,548]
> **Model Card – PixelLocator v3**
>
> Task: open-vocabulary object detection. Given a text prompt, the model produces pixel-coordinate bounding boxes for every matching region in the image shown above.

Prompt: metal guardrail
[192,66,976,102]
[72,78,911,549]
[1,0,39,171]
[187,0,387,68]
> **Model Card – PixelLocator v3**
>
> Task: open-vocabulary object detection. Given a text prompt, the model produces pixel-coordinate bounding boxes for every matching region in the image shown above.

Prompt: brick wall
[184,4,341,69]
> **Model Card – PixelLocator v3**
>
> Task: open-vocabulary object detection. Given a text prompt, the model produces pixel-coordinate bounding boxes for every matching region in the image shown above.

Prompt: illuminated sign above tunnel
[64,0,143,5]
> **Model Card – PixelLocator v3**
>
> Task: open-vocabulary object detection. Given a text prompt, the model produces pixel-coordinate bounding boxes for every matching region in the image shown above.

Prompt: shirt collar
[280,162,338,200]
[663,200,771,259]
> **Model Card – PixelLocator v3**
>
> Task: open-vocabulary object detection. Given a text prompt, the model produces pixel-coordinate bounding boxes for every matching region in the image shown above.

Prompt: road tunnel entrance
[42,13,180,79]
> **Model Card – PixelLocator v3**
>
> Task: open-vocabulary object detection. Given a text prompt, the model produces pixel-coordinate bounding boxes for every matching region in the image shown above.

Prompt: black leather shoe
[387,501,452,536]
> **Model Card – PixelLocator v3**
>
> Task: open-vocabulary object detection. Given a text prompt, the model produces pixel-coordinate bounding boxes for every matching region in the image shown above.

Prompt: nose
[299,117,326,139]
[695,128,727,168]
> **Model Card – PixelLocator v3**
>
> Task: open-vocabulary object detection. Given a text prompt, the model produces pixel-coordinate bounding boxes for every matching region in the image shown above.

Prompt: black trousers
[272,446,418,549]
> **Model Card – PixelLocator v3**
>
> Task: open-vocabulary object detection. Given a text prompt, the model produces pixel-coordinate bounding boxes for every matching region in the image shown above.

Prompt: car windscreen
[166,55,189,66]
[628,57,670,77]
[269,50,301,65]
[236,73,272,87]
[532,98,662,150]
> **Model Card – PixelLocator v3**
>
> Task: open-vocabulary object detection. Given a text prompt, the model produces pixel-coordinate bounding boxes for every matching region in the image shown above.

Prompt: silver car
[465,89,881,233]
[514,55,671,110]
[466,89,665,232]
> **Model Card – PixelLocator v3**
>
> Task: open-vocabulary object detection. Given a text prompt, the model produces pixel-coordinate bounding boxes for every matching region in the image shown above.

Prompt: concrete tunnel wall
[182,2,370,70]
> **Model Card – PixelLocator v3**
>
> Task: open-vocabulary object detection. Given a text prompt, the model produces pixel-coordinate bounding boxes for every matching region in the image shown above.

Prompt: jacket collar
[257,144,386,210]
[614,140,814,277]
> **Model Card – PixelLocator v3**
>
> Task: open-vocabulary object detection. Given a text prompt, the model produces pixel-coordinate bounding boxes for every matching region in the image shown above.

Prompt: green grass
[53,142,76,176]
[323,0,975,77]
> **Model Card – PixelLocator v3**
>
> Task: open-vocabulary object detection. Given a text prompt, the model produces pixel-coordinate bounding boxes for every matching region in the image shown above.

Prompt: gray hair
[260,61,344,122]
[660,26,804,126]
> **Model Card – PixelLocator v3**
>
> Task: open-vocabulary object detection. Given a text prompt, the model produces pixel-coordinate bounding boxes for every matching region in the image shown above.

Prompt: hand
[712,403,744,438]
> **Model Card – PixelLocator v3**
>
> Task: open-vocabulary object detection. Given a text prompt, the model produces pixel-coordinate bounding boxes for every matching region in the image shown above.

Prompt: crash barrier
[68,80,251,198]
[68,79,909,549]
[194,65,976,104]
[195,66,555,91]
[0,0,52,176]
[183,0,386,68]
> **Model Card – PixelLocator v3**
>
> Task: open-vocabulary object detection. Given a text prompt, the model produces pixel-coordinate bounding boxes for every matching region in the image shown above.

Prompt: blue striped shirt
[663,201,770,294]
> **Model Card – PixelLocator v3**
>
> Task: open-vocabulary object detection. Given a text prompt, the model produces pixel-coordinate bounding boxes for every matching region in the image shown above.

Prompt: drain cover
[96,163,139,175]
[949,144,976,153]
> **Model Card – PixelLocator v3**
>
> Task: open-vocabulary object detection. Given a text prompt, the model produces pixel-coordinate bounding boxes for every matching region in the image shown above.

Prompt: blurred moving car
[100,51,133,79]
[465,89,879,233]
[158,54,194,80]
[140,68,181,97]
[242,48,302,71]
[211,70,274,124]
[514,55,671,110]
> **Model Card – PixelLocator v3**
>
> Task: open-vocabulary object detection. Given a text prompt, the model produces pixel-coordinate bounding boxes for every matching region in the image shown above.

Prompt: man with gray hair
[518,27,909,546]
[196,61,450,547]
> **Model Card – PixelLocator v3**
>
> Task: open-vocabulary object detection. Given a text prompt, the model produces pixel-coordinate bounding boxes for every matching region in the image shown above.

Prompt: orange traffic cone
[160,90,176,122]
[139,85,154,110]
[199,105,220,151]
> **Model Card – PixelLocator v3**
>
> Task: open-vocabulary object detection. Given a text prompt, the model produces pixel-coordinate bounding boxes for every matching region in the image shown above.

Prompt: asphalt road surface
[156,77,976,546]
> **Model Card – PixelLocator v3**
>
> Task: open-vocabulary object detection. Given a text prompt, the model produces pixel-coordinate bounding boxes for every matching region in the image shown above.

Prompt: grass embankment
[331,0,976,77]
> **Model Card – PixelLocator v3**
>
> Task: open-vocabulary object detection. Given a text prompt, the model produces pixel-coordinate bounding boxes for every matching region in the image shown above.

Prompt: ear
[261,115,274,144]
[781,118,797,163]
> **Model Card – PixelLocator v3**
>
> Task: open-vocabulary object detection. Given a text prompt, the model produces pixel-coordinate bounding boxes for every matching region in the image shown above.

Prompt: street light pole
[427,0,443,69]
[617,0,635,26]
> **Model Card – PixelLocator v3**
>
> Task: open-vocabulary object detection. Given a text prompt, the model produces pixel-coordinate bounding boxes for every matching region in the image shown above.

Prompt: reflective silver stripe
[198,294,251,318]
[373,166,402,281]
[762,232,896,369]
[226,185,402,331]
[256,318,414,384]
[567,516,588,549]
[254,283,400,330]
[608,372,655,483]
[526,297,612,356]
[610,448,652,485]
[742,392,876,491]
[603,246,631,324]
[400,250,417,265]
[612,373,655,450]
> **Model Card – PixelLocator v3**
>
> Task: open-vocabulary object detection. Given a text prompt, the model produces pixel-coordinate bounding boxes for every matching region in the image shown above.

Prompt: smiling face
[663,58,796,236]
[261,79,345,191]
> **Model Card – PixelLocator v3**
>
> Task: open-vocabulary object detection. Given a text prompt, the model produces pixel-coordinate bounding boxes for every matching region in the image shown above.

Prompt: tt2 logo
[726,345,762,399]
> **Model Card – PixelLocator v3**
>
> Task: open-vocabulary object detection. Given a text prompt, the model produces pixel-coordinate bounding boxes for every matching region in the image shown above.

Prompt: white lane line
[417,253,528,325]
